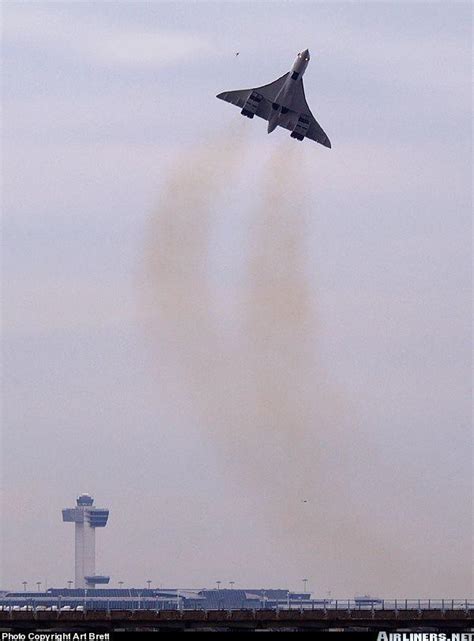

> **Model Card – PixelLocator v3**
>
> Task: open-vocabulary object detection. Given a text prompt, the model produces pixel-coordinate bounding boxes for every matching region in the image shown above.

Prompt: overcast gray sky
[2,1,472,596]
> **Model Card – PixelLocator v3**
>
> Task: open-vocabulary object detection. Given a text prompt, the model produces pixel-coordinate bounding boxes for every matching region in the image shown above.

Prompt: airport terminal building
[0,588,311,612]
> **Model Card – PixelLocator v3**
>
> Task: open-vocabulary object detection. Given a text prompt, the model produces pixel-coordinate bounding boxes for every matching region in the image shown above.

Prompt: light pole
[22,581,27,592]
[216,581,221,591]
[229,581,235,590]
[67,581,73,589]
[119,581,124,589]
[302,578,308,593]
[36,582,41,592]
[146,580,152,590]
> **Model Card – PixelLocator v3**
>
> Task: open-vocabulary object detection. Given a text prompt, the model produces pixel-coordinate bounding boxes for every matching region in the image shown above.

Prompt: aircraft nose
[302,49,310,60]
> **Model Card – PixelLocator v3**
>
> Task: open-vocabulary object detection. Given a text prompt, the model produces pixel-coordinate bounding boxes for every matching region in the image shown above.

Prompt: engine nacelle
[290,114,310,140]
[241,91,263,118]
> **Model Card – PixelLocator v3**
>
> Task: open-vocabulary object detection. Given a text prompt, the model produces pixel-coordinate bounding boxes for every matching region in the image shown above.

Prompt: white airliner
[217,49,331,147]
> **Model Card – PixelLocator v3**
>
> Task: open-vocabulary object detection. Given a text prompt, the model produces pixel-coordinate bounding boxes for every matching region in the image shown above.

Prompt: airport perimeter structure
[1,604,473,632]
[0,594,472,632]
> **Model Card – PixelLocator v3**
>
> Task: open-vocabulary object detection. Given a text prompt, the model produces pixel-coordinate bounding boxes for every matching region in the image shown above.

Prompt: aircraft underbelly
[275,83,293,109]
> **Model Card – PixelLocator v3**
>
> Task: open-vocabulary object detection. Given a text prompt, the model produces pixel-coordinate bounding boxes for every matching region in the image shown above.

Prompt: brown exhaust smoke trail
[143,126,248,401]
[237,145,440,584]
[229,143,352,558]
[144,135,348,570]
[142,134,437,591]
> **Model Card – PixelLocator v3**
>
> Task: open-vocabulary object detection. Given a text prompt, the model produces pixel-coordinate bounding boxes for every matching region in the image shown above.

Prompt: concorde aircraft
[216,49,331,148]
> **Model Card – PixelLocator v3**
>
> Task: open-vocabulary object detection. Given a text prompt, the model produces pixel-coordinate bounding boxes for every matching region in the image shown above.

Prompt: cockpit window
[291,71,299,80]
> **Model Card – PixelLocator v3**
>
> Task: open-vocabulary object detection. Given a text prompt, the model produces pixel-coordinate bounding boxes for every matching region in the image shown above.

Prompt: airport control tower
[62,494,110,588]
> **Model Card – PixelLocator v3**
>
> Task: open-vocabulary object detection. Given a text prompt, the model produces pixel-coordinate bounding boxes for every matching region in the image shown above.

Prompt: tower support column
[62,493,110,589]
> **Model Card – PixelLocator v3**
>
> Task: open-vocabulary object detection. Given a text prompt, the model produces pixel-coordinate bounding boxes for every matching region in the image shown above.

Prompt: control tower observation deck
[62,494,110,589]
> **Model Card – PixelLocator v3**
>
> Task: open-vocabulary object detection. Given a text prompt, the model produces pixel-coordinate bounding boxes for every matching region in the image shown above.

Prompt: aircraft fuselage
[267,49,310,133]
